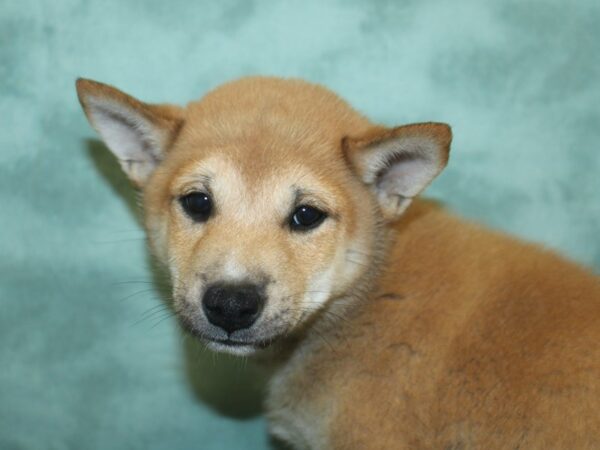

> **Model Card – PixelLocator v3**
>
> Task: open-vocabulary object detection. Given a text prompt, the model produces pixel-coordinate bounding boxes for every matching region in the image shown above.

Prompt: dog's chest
[264,345,333,450]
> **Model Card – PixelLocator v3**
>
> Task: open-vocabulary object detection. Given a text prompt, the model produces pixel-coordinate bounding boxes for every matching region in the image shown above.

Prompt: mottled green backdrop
[1,0,599,449]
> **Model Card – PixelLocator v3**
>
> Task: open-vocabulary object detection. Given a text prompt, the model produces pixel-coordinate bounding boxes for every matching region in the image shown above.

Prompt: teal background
[1,0,599,449]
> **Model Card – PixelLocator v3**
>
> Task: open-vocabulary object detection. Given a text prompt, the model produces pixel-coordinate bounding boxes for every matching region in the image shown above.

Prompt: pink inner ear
[84,97,167,184]
[370,133,443,199]
[377,155,438,198]
[94,110,156,160]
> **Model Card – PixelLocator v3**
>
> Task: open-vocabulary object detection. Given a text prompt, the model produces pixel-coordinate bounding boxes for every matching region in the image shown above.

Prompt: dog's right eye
[179,192,213,222]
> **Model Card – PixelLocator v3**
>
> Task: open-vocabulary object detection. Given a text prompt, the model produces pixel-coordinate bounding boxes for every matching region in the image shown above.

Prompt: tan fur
[77,76,600,449]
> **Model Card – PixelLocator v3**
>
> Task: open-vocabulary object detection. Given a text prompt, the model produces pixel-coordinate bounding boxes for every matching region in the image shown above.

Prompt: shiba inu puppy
[76,77,600,449]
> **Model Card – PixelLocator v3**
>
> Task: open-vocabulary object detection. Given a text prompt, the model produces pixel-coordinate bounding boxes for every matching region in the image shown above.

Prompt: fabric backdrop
[1,0,599,449]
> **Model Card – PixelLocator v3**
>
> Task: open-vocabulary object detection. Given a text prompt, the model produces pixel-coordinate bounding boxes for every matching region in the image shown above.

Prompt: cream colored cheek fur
[293,231,370,326]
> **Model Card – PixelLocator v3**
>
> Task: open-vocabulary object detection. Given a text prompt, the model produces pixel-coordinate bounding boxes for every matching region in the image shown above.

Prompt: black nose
[202,283,265,333]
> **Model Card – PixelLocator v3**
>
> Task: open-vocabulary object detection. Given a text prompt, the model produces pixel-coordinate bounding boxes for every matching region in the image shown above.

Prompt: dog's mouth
[209,337,272,348]
[175,303,295,356]
[204,337,273,356]
[178,315,278,355]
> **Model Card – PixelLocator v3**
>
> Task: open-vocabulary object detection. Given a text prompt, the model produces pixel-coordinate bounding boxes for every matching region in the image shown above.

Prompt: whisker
[117,288,159,302]
[93,237,147,244]
[132,305,173,326]
[112,280,159,285]
[150,312,177,329]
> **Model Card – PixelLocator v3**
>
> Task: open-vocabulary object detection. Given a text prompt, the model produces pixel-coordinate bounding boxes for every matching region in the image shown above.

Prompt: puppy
[76,77,600,449]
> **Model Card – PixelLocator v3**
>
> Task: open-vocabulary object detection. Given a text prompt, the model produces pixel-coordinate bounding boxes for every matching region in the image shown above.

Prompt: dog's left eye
[180,192,213,222]
[290,205,327,231]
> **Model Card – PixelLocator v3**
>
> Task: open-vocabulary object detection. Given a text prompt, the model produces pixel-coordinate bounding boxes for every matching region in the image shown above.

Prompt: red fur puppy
[77,77,600,449]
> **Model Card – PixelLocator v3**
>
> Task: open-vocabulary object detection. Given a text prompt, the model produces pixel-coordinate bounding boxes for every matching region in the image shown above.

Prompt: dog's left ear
[343,122,451,219]
[76,78,184,187]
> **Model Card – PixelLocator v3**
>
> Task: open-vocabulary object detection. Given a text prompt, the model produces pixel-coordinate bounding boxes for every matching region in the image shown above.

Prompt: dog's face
[77,77,450,355]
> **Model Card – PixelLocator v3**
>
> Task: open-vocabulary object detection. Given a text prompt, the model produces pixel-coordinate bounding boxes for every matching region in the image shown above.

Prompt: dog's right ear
[76,79,184,187]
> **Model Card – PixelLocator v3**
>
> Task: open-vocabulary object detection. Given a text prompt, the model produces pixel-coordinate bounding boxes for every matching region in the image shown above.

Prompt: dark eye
[180,192,213,222]
[290,205,327,231]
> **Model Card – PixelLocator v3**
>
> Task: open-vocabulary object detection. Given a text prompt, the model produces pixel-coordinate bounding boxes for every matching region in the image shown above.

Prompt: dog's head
[77,77,450,355]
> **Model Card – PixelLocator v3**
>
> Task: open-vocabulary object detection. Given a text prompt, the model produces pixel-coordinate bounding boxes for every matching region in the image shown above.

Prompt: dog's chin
[177,315,285,356]
[205,340,259,356]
